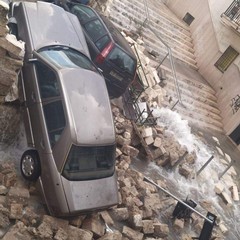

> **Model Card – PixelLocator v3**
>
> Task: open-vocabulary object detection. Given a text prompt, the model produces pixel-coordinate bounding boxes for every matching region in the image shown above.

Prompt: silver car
[9,1,118,216]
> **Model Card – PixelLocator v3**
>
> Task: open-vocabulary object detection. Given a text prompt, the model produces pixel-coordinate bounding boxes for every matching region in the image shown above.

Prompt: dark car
[54,0,137,98]
[8,1,118,217]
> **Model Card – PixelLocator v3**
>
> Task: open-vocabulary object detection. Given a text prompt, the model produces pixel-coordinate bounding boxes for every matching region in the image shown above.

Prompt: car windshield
[62,144,116,181]
[70,4,96,23]
[38,46,98,72]
[107,46,136,74]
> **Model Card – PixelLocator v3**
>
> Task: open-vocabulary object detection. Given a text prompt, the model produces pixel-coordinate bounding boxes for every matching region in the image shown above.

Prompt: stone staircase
[103,0,223,132]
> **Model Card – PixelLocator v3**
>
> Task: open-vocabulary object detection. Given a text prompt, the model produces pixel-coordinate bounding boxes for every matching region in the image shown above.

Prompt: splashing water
[148,107,240,239]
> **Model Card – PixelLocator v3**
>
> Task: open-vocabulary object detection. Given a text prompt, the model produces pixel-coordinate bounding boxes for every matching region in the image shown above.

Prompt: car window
[95,35,111,51]
[43,100,66,148]
[62,144,115,180]
[107,46,136,74]
[35,62,60,99]
[84,19,107,42]
[38,46,98,73]
[70,4,96,23]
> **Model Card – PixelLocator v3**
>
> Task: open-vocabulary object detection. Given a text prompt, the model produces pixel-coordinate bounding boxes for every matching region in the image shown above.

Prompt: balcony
[221,0,240,35]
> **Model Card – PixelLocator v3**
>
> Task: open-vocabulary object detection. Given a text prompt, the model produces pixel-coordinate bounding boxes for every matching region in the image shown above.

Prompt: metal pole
[196,155,214,176]
[144,176,214,224]
[218,160,235,179]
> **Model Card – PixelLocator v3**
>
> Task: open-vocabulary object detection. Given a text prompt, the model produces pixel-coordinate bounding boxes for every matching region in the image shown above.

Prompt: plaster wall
[166,0,240,135]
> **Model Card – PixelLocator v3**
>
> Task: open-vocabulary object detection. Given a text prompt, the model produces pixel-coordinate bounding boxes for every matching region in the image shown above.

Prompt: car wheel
[20,150,41,181]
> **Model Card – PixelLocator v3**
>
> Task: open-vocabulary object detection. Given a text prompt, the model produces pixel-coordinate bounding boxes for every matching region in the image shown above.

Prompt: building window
[183,12,195,25]
[215,46,239,73]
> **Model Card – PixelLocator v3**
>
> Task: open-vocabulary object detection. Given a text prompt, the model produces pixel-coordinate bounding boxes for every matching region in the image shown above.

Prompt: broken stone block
[153,222,169,238]
[115,116,125,123]
[141,127,153,138]
[121,185,139,197]
[67,225,93,240]
[173,218,184,230]
[54,228,68,240]
[116,135,131,146]
[0,185,7,195]
[214,182,224,195]
[142,220,154,234]
[116,148,122,158]
[145,136,154,145]
[0,34,25,59]
[42,215,69,232]
[132,213,143,228]
[178,164,192,178]
[82,215,105,237]
[144,193,161,211]
[21,207,39,226]
[219,222,228,234]
[118,160,129,170]
[229,185,239,201]
[112,107,120,117]
[7,187,30,206]
[169,151,179,166]
[119,154,131,164]
[100,211,114,226]
[153,137,162,148]
[37,221,53,239]
[121,145,139,157]
[9,203,23,220]
[69,215,86,227]
[122,226,144,240]
[123,131,131,139]
[220,191,233,206]
[111,208,129,221]
[227,166,237,177]
[4,171,17,188]
[98,232,122,240]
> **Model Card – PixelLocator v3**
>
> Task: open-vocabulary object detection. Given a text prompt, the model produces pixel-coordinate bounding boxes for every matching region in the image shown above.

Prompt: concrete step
[164,84,222,120]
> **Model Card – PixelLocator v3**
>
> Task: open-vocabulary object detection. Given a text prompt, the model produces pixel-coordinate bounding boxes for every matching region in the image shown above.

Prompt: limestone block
[82,215,105,237]
[220,191,233,206]
[115,148,122,158]
[121,185,139,197]
[141,127,153,138]
[219,222,228,234]
[153,146,166,159]
[0,185,7,195]
[132,213,143,228]
[42,215,69,231]
[4,171,17,188]
[118,160,129,170]
[142,220,154,234]
[54,228,68,240]
[67,225,93,240]
[116,135,131,146]
[0,34,25,59]
[132,197,143,207]
[112,107,120,117]
[169,151,179,166]
[9,203,23,219]
[112,208,129,221]
[152,69,160,84]
[38,222,53,239]
[227,166,237,177]
[145,136,154,145]
[144,193,161,211]
[214,182,224,195]
[178,164,192,178]
[153,137,162,148]
[123,131,131,139]
[122,226,144,240]
[98,232,122,240]
[100,211,114,226]
[229,185,239,201]
[121,145,139,157]
[153,223,169,238]
[173,218,184,230]
[7,187,30,206]
[115,116,125,123]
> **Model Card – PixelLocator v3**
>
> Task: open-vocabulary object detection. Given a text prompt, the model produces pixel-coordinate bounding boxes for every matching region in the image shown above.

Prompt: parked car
[53,0,137,98]
[9,1,118,216]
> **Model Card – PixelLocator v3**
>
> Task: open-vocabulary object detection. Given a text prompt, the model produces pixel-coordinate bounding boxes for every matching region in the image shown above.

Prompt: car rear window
[70,4,96,22]
[107,46,136,75]
[84,19,107,42]
[95,35,111,51]
[62,144,115,181]
[38,46,98,72]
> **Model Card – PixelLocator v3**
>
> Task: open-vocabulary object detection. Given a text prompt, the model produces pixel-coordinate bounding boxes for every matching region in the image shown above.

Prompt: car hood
[23,1,89,56]
[61,173,119,213]
[60,68,115,145]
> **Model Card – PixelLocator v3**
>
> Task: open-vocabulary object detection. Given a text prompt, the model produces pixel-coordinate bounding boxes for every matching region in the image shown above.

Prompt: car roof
[60,68,115,145]
[16,1,90,57]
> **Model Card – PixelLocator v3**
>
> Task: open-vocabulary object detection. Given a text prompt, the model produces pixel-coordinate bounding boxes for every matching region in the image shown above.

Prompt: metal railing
[140,0,182,105]
[222,0,240,26]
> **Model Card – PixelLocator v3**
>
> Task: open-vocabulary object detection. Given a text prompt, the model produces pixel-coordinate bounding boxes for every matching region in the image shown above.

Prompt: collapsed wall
[0,1,25,144]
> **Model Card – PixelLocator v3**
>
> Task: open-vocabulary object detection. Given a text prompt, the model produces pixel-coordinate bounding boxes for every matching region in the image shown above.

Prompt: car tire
[20,150,41,181]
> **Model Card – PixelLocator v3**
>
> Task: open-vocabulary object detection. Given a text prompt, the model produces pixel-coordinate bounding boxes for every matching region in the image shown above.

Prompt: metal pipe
[196,155,214,176]
[218,160,235,179]
[144,176,214,224]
